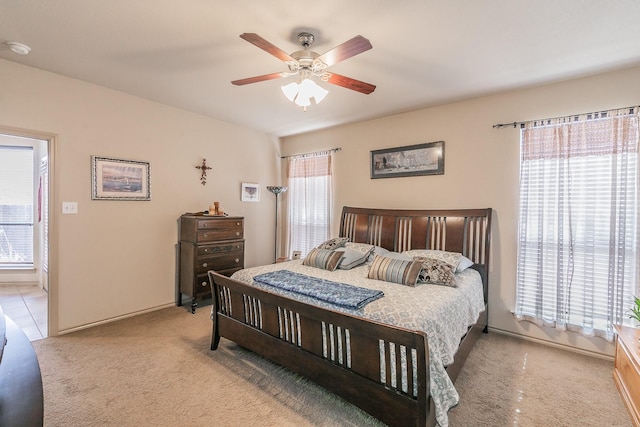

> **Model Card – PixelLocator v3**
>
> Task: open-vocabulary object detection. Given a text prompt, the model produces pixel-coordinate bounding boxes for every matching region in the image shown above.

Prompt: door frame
[0,125,58,337]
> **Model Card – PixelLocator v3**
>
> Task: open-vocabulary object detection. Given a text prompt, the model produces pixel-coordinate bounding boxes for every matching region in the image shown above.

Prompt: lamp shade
[267,186,288,195]
[281,83,299,102]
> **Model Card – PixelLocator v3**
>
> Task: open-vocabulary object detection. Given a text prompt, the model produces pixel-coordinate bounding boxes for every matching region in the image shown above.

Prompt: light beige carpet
[31,306,632,426]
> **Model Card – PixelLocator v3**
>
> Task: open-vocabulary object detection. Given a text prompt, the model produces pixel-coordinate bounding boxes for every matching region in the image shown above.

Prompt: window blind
[286,152,333,257]
[0,145,34,264]
[515,108,639,340]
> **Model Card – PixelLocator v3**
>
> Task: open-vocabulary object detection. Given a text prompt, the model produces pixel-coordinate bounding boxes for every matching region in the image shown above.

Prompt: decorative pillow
[383,252,413,261]
[303,248,344,271]
[336,247,374,270]
[344,242,388,264]
[317,237,349,250]
[370,246,391,262]
[413,256,457,287]
[402,249,463,271]
[367,255,422,287]
[344,242,374,254]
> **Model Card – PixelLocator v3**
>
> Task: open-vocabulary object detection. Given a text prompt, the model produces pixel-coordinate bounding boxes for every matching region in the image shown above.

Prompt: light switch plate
[62,202,78,214]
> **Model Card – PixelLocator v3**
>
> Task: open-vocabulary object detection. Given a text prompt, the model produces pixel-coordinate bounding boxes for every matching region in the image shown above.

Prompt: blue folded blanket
[253,270,384,310]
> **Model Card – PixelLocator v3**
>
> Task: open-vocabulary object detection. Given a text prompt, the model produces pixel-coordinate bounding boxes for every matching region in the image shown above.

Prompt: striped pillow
[367,255,422,287]
[303,248,344,271]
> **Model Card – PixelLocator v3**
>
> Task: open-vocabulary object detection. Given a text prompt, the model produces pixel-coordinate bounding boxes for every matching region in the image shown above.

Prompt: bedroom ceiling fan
[231,32,376,110]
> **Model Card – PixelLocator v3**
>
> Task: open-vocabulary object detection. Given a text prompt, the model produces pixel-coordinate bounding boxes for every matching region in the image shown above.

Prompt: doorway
[0,131,50,340]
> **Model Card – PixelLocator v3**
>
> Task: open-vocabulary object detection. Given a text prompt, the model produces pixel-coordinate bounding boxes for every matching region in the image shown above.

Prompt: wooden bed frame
[208,206,492,427]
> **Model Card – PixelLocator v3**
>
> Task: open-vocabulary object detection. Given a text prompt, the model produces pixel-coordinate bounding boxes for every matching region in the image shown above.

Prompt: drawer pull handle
[203,234,208,239]
[202,262,208,268]
[201,281,207,287]
[236,232,240,236]
[235,258,240,263]
[236,222,240,226]
[203,248,208,253]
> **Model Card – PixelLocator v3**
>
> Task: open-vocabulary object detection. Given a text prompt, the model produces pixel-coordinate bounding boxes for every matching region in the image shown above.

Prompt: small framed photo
[371,141,445,179]
[241,182,260,202]
[91,156,151,200]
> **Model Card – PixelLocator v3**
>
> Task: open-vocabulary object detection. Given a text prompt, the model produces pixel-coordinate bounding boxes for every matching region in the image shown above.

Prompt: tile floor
[0,284,47,341]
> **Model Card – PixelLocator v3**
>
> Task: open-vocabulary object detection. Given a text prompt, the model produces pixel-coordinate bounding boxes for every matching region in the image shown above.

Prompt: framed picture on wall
[370,141,445,179]
[91,156,151,200]
[241,182,260,202]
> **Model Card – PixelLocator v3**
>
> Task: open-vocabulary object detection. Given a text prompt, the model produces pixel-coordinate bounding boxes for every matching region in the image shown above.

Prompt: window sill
[0,265,36,273]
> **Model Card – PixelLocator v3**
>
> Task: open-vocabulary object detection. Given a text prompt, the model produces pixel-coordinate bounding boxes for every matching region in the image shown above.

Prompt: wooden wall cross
[195,158,212,185]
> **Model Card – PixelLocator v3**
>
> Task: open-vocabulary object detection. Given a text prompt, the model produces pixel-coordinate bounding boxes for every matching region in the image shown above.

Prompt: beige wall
[0,59,280,333]
[282,64,640,357]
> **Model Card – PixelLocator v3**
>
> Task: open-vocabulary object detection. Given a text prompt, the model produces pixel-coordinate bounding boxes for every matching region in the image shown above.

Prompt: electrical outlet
[62,202,78,214]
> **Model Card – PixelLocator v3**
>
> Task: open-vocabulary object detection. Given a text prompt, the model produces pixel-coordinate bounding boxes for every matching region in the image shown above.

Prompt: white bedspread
[231,260,485,427]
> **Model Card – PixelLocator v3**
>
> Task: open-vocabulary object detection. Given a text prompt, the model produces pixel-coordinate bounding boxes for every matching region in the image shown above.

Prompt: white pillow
[456,255,474,273]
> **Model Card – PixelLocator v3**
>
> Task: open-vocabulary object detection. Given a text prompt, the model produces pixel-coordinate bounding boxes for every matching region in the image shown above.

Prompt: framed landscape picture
[371,141,445,179]
[91,156,151,200]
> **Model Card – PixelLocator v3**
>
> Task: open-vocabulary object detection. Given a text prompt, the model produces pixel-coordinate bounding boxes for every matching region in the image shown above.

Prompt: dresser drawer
[194,274,212,295]
[198,241,244,256]
[197,219,244,242]
[195,253,244,274]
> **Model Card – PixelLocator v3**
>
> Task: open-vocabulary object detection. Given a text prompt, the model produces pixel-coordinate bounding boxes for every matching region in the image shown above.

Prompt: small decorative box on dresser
[614,324,640,427]
[177,214,244,313]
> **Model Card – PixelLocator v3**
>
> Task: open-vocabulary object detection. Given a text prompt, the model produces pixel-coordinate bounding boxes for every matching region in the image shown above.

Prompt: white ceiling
[2,1,640,137]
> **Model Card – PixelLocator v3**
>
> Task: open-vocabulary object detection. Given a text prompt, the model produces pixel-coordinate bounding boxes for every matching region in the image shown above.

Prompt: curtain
[285,151,333,257]
[515,107,640,341]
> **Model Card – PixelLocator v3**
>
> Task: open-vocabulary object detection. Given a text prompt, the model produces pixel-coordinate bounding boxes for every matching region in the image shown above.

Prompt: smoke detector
[6,42,31,55]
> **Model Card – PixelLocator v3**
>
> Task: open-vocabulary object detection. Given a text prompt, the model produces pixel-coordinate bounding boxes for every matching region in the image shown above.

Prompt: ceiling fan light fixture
[281,78,328,109]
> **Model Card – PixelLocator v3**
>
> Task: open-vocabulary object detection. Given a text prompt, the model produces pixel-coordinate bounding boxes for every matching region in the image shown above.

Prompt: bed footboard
[209,271,435,427]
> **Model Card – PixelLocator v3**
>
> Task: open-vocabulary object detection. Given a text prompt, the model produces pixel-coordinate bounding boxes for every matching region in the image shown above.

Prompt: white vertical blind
[515,107,639,340]
[286,152,333,257]
[0,145,34,264]
[40,156,48,274]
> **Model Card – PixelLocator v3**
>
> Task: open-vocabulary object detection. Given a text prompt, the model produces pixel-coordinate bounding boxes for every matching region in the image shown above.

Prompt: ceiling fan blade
[316,35,372,67]
[231,72,285,86]
[239,33,296,62]
[326,73,376,95]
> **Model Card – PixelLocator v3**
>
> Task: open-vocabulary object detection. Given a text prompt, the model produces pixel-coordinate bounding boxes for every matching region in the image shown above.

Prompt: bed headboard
[339,206,492,301]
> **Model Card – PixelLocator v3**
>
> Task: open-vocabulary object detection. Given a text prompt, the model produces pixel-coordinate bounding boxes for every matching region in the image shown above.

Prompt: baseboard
[0,281,40,286]
[57,303,175,335]
[488,327,614,361]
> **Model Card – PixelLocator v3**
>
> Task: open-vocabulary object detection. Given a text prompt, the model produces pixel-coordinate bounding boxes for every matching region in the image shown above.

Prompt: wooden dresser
[177,214,244,313]
[614,324,640,427]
